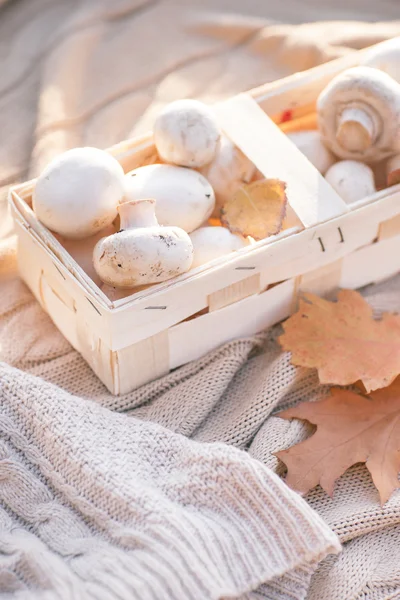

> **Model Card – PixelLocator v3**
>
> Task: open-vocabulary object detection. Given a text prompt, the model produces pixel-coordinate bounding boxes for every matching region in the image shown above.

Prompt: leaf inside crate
[221,178,287,241]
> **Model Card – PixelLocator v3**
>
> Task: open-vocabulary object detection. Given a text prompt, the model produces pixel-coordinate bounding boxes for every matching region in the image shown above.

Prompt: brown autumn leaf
[278,289,400,393]
[221,178,287,240]
[276,383,400,505]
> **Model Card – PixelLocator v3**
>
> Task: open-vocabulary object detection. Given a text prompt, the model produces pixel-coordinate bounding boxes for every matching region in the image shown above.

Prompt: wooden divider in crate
[214,94,348,227]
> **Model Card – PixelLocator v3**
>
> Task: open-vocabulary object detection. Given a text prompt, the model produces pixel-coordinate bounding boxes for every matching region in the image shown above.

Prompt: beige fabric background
[2,1,400,598]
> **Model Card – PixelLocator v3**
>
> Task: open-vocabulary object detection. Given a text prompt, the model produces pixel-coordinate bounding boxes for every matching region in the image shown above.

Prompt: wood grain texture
[378,213,400,241]
[115,331,170,395]
[208,273,261,312]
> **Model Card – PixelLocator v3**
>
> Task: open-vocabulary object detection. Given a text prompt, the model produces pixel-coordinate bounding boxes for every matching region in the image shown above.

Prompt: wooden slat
[114,331,170,394]
[169,279,295,369]
[214,93,348,228]
[76,318,116,393]
[294,259,343,310]
[10,189,111,307]
[40,276,81,352]
[40,271,76,312]
[340,234,400,289]
[208,273,261,312]
[259,212,379,290]
[378,213,400,241]
[15,221,44,307]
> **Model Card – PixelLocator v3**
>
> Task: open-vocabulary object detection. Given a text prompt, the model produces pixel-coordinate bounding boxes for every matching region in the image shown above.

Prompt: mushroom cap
[361,37,400,83]
[286,130,335,174]
[190,226,249,269]
[123,164,215,233]
[154,99,221,168]
[325,160,376,204]
[198,135,256,218]
[33,147,125,239]
[93,226,194,288]
[317,66,400,162]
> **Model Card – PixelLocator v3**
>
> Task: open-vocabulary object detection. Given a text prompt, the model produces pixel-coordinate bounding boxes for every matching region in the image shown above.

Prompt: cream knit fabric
[0,359,341,600]
[2,1,400,598]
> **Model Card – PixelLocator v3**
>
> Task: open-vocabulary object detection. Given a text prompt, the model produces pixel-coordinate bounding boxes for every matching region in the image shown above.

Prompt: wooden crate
[9,40,400,394]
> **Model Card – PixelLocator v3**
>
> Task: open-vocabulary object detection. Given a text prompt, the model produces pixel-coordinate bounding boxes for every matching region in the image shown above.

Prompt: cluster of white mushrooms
[33,100,253,299]
[290,38,400,203]
[32,38,400,299]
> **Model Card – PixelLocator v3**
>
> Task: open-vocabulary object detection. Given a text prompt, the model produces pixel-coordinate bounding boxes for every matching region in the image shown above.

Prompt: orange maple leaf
[276,383,400,505]
[221,178,287,240]
[278,289,400,393]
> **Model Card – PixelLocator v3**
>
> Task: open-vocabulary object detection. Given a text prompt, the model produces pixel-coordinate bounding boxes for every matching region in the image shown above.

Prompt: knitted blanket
[1,1,400,598]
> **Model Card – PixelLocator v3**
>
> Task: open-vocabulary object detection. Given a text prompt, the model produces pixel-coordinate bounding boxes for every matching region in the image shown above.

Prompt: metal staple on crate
[145,306,167,310]
[235,266,256,270]
[318,227,345,252]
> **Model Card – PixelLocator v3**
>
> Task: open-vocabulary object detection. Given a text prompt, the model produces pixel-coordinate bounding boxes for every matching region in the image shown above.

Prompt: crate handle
[214,93,349,229]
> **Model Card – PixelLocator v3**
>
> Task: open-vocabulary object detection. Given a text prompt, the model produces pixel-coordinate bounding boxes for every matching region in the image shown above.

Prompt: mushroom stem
[118,199,158,230]
[336,107,375,153]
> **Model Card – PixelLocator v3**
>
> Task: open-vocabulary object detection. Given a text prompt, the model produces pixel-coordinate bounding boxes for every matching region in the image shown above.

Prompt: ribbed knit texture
[0,361,340,600]
[2,2,400,597]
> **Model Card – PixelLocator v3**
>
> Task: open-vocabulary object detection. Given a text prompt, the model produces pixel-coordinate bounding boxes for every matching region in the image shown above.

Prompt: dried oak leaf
[276,383,400,505]
[221,178,287,240]
[278,289,400,393]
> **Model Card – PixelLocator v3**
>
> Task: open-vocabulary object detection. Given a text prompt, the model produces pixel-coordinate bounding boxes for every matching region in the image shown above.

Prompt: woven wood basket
[9,40,400,394]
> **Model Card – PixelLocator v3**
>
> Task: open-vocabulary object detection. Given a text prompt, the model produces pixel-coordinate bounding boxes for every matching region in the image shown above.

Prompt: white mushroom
[123,164,215,233]
[153,99,221,168]
[54,224,115,287]
[317,66,400,163]
[33,147,125,239]
[325,160,376,204]
[198,135,256,218]
[386,154,400,187]
[189,226,249,269]
[286,130,336,174]
[93,199,193,288]
[361,37,400,83]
